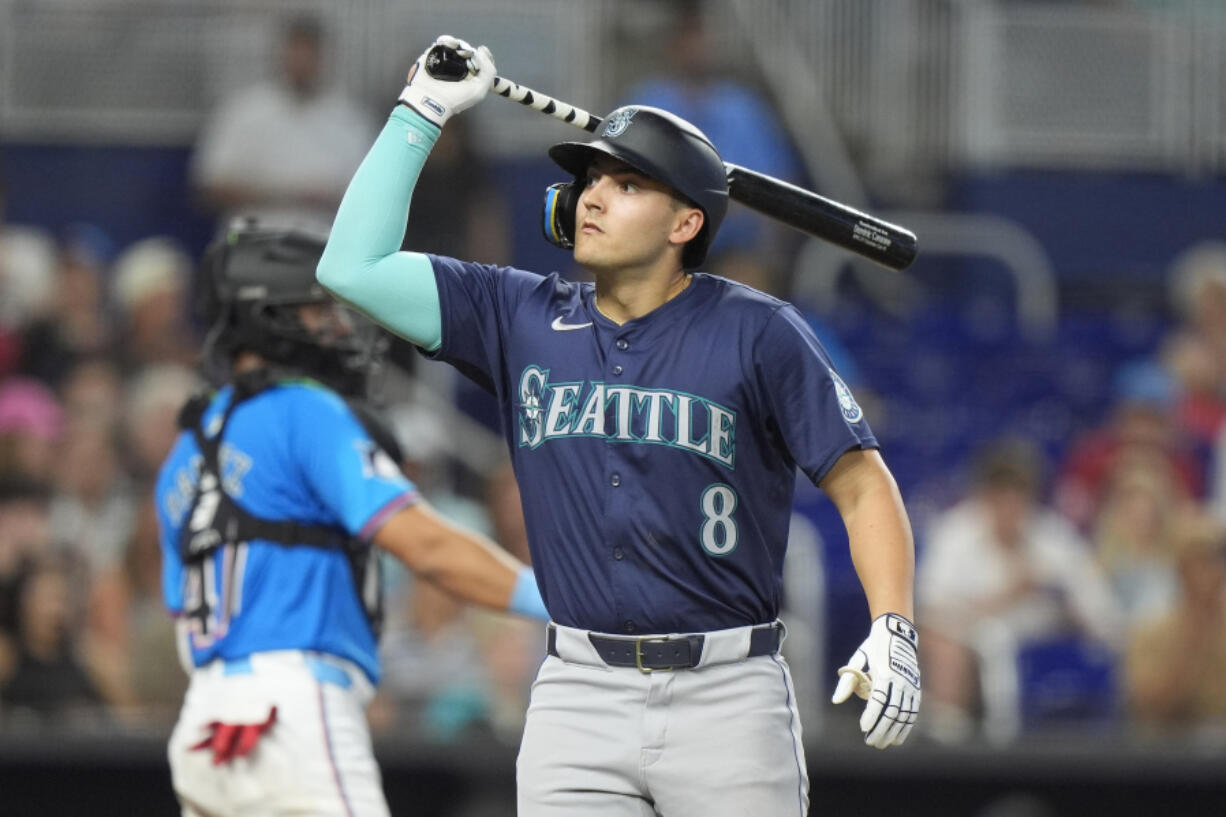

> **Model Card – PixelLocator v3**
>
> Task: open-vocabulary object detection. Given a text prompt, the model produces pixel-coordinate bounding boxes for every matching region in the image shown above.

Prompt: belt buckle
[634,636,674,674]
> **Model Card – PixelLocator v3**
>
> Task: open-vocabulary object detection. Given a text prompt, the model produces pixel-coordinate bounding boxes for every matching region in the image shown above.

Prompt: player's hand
[832,613,921,749]
[398,35,495,129]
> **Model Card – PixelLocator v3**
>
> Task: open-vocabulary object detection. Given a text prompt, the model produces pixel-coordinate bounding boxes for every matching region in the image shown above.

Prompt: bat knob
[837,665,873,700]
[425,45,469,82]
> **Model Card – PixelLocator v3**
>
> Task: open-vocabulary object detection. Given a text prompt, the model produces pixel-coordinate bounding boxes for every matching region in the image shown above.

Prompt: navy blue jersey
[426,257,876,634]
[155,381,417,683]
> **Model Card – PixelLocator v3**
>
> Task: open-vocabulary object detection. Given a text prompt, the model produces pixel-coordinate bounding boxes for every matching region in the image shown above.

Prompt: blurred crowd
[916,240,1226,748]
[2,4,1226,757]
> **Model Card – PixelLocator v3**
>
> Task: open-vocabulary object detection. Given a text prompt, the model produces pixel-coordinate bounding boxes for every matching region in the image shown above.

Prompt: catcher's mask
[197,219,387,398]
[541,105,729,270]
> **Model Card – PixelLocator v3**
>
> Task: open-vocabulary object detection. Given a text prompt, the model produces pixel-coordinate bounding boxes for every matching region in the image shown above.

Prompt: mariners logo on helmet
[602,107,637,139]
[830,370,864,423]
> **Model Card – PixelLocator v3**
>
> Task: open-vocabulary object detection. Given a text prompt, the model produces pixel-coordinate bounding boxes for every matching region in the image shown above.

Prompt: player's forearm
[824,450,915,619]
[376,502,540,614]
[419,527,526,610]
[317,107,444,350]
[847,502,915,620]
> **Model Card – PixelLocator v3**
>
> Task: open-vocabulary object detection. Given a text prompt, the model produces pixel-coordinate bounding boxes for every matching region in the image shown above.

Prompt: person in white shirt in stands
[190,14,376,232]
[918,436,1123,743]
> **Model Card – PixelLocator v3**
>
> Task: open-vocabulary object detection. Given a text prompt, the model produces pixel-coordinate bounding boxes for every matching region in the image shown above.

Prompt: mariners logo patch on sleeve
[830,369,864,423]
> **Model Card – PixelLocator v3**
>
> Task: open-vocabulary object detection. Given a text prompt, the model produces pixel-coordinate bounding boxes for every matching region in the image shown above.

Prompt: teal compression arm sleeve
[317,107,444,352]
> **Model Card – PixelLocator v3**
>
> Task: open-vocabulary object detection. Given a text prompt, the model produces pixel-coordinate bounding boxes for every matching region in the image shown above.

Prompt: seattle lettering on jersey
[517,365,736,469]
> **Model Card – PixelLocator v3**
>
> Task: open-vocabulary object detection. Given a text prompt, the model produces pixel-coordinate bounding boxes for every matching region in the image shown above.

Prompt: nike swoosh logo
[551,316,592,331]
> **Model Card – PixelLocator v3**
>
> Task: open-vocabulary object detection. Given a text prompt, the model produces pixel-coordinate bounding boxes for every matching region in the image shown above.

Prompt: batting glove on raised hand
[832,612,921,749]
[399,35,495,129]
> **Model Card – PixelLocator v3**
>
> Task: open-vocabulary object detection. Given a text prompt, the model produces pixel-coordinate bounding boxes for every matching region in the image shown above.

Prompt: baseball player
[318,35,921,816]
[155,221,547,817]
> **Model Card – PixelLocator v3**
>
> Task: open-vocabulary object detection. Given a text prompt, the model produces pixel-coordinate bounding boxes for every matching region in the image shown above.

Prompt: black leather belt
[546,623,782,672]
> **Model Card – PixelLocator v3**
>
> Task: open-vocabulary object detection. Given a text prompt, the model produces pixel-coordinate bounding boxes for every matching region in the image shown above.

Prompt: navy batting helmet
[542,105,729,270]
[197,219,386,396]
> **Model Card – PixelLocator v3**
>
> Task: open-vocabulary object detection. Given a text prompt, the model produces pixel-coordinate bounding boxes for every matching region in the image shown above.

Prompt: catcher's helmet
[197,219,386,396]
[543,105,729,270]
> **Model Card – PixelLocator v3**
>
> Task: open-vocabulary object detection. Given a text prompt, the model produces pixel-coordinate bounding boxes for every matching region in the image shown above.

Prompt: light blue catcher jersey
[425,257,877,636]
[155,380,417,684]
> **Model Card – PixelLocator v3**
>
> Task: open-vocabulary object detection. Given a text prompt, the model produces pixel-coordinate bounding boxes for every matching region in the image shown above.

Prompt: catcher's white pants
[517,624,809,817]
[168,650,389,817]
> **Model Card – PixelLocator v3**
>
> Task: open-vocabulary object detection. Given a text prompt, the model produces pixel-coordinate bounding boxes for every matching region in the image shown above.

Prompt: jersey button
[612,364,623,375]
[613,547,624,560]
[616,339,629,351]
[623,620,637,633]
[610,473,621,487]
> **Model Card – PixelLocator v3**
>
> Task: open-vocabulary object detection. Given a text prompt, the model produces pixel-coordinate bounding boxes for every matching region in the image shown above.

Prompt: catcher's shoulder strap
[176,372,350,563]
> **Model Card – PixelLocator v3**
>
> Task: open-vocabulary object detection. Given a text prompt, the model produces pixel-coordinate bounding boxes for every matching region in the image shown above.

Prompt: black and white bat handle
[425,44,602,133]
[490,76,601,133]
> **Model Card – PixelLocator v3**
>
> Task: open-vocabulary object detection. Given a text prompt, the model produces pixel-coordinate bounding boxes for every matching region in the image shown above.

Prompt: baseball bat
[425,47,918,271]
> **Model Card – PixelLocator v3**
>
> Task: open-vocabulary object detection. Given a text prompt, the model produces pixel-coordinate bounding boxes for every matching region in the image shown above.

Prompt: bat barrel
[726,164,918,272]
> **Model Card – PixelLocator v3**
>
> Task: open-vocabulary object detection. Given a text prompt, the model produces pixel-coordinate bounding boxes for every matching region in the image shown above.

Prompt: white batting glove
[398,35,495,129]
[832,613,921,749]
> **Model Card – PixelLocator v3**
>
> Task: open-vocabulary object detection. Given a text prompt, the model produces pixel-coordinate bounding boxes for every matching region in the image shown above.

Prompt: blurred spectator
[109,237,199,376]
[1055,360,1203,533]
[619,0,804,267]
[44,416,138,711]
[1172,246,1226,524]
[917,437,1123,743]
[1169,239,1226,359]
[0,477,53,578]
[119,363,201,482]
[0,478,54,682]
[48,421,136,583]
[1091,460,1183,627]
[17,224,116,390]
[1160,243,1226,486]
[189,13,376,231]
[0,554,109,728]
[0,225,56,379]
[99,492,187,726]
[57,357,124,437]
[0,377,65,484]
[1162,330,1226,451]
[1125,509,1226,742]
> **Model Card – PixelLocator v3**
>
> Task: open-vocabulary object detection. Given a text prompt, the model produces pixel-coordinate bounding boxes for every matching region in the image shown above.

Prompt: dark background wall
[3,732,1223,817]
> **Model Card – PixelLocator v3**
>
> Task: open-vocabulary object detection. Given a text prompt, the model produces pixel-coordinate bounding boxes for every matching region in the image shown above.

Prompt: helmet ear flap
[541,180,581,250]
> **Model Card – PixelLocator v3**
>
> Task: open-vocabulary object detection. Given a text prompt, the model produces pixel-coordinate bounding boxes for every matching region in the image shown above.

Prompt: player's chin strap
[176,369,384,640]
[541,180,581,250]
